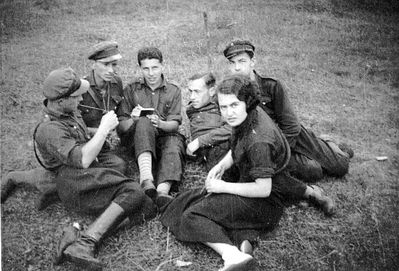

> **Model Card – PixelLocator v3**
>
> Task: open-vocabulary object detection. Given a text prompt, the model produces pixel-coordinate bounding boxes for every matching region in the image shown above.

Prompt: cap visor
[97,54,122,63]
[70,79,89,97]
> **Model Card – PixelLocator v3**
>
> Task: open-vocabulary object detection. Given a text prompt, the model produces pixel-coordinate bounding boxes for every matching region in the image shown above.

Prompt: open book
[131,107,155,117]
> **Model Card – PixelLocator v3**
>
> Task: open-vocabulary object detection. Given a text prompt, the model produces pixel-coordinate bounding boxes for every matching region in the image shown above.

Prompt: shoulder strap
[32,122,58,171]
[87,87,103,109]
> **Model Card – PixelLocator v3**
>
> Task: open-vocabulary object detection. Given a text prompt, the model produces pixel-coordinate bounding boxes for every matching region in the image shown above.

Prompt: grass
[1,0,398,270]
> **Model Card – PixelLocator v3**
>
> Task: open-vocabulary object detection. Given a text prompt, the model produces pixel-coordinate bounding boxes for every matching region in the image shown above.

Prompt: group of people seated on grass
[1,40,353,271]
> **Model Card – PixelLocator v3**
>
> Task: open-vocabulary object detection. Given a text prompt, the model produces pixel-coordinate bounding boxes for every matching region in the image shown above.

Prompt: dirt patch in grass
[2,0,399,270]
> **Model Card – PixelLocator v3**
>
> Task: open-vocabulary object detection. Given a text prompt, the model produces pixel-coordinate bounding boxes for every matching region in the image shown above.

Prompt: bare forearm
[218,150,234,170]
[222,178,271,198]
[81,130,108,168]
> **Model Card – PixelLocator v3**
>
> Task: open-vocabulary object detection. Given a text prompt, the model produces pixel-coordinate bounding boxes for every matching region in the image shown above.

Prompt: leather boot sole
[64,249,103,271]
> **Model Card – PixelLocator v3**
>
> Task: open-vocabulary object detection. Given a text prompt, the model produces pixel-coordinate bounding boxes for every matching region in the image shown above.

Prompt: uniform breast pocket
[160,101,172,116]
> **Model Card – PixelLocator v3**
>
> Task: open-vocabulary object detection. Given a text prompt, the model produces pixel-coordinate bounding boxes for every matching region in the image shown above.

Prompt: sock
[137,152,153,183]
[157,182,172,195]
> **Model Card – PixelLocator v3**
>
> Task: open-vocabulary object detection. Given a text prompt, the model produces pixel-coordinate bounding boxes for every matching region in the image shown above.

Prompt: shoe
[140,179,157,199]
[220,255,256,271]
[1,175,17,203]
[36,186,60,211]
[155,193,174,210]
[338,143,354,159]
[63,235,102,270]
[239,240,253,256]
[308,185,335,216]
[54,224,81,265]
[64,202,126,270]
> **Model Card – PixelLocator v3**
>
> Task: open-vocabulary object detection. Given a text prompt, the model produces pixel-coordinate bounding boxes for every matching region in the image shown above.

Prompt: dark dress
[160,107,297,245]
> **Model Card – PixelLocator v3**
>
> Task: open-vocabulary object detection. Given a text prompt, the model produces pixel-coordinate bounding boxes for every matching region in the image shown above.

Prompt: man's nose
[226,106,233,116]
[148,68,154,75]
[234,63,240,71]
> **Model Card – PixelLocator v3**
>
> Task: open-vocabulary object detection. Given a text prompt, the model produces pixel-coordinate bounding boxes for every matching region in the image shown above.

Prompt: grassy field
[1,0,398,270]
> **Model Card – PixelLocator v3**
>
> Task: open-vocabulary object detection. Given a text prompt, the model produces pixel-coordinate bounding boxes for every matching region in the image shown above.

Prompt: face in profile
[217,93,247,127]
[60,95,83,113]
[139,58,164,89]
[93,60,118,82]
[228,52,255,77]
[188,78,214,109]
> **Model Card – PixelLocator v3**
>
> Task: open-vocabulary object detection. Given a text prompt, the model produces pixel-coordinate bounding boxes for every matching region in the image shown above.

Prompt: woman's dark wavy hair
[216,74,260,111]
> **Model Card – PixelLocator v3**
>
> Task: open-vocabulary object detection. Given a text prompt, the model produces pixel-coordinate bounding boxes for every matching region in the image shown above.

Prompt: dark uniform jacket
[119,76,182,126]
[80,71,124,128]
[254,71,301,148]
[185,97,231,148]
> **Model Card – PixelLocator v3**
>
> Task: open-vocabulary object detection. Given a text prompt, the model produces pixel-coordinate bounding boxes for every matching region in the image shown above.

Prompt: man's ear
[209,86,216,96]
[250,56,256,68]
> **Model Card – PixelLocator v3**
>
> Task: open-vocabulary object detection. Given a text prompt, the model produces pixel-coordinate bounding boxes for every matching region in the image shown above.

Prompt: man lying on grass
[185,72,336,218]
[34,67,156,270]
[223,40,354,183]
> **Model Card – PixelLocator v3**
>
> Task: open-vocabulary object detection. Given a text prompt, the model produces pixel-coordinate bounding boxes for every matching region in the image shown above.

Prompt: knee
[114,157,127,175]
[301,159,323,181]
[136,117,153,130]
[114,182,146,213]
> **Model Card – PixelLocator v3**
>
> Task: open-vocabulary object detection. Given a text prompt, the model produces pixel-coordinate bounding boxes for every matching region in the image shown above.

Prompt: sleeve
[118,84,136,121]
[36,122,83,168]
[247,142,276,180]
[271,80,301,148]
[197,122,232,147]
[165,86,182,124]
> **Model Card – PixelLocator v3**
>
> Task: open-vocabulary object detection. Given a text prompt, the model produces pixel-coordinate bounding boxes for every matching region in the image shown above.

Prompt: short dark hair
[216,74,260,111]
[137,47,163,65]
[188,72,216,89]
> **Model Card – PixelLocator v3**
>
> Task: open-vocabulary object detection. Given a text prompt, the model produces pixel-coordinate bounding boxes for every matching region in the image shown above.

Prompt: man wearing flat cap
[79,40,126,174]
[34,67,156,270]
[223,40,353,183]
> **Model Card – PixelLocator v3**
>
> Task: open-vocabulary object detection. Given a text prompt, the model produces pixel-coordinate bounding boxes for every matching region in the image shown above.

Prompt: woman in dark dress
[160,75,324,270]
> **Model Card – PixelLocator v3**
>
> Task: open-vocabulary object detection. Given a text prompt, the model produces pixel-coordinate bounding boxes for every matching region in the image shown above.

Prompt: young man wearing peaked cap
[34,67,156,270]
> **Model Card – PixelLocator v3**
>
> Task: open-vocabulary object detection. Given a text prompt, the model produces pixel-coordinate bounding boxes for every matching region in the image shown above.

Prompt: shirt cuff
[249,167,275,179]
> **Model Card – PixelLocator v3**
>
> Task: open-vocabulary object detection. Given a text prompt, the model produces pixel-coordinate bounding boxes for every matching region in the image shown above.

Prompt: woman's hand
[205,178,226,194]
[207,163,225,181]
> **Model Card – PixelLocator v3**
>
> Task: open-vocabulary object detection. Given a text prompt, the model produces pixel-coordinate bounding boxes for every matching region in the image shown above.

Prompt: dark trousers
[123,117,185,186]
[94,150,127,175]
[287,125,350,182]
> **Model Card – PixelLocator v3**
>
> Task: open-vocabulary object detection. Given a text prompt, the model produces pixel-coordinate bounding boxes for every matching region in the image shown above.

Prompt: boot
[54,223,81,265]
[140,179,157,199]
[63,202,126,270]
[36,186,60,211]
[1,174,17,203]
[308,185,335,216]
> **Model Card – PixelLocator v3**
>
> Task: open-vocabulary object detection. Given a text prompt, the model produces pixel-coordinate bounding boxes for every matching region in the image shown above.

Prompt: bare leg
[204,242,254,271]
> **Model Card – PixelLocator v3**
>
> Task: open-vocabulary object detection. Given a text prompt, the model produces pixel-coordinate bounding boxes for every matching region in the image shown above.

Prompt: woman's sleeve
[247,142,276,180]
